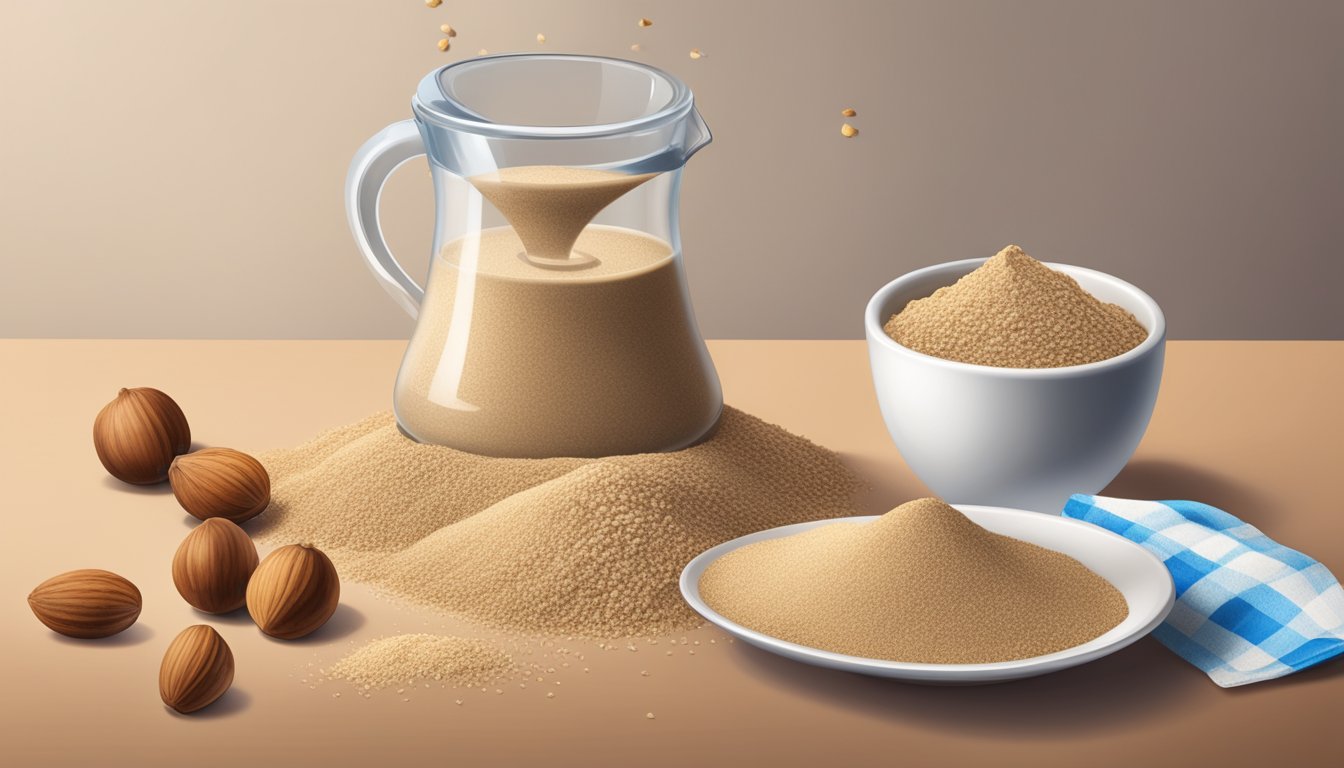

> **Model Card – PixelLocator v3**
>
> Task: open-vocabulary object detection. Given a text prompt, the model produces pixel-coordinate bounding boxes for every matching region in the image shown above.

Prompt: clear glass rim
[412,53,695,139]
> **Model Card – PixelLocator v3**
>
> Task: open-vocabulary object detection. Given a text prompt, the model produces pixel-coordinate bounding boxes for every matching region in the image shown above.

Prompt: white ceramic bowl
[864,259,1166,513]
[680,506,1175,684]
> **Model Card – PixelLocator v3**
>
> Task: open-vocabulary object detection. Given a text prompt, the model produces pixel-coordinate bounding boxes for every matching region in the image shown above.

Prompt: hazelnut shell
[246,544,340,640]
[159,625,234,714]
[172,518,259,614]
[169,448,271,523]
[27,569,142,639]
[93,387,191,485]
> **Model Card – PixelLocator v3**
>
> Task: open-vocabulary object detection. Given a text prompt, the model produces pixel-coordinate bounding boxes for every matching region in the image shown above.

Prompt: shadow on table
[1102,458,1274,525]
[257,603,366,646]
[178,515,273,538]
[730,637,1204,737]
[100,475,174,496]
[165,686,252,720]
[196,607,254,625]
[48,622,154,648]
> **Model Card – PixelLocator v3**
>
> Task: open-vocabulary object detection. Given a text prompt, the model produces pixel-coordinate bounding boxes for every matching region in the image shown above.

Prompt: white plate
[680,505,1175,684]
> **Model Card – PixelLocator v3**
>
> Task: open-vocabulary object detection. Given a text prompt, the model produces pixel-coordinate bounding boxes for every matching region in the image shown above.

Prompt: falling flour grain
[884,245,1147,368]
[699,498,1128,664]
[326,634,512,689]
[258,407,862,638]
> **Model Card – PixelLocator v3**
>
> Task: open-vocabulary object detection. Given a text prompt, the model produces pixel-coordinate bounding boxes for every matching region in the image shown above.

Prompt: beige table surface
[1,340,1340,767]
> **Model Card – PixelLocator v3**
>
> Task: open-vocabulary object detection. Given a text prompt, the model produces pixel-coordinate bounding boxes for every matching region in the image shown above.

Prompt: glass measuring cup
[345,55,721,458]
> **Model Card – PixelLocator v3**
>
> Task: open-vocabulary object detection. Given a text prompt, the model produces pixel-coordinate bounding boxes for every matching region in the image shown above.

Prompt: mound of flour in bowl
[884,245,1148,368]
[257,407,862,637]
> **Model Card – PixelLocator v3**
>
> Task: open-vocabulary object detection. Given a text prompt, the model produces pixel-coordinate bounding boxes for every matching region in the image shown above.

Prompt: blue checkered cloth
[1063,494,1344,687]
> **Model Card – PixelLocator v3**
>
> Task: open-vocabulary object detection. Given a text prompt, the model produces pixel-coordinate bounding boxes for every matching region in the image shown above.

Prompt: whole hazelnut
[172,518,259,614]
[160,625,234,714]
[27,569,142,639]
[93,388,191,485]
[246,544,340,640]
[169,448,271,524]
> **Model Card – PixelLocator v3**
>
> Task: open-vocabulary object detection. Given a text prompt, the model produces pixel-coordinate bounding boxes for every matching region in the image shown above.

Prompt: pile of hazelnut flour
[256,407,862,692]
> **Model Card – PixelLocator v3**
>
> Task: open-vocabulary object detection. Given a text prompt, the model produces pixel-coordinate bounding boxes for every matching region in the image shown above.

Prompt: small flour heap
[326,634,513,689]
[257,407,862,637]
[884,245,1148,368]
[699,498,1128,663]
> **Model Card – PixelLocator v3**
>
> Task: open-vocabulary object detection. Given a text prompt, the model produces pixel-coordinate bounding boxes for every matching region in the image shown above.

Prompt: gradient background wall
[2,0,1340,339]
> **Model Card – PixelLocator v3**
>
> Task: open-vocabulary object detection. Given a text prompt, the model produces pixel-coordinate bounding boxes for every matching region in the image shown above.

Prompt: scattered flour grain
[326,634,512,689]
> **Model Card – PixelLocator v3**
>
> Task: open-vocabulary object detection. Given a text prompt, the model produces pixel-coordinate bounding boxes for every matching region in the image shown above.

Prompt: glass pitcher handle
[345,120,427,318]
